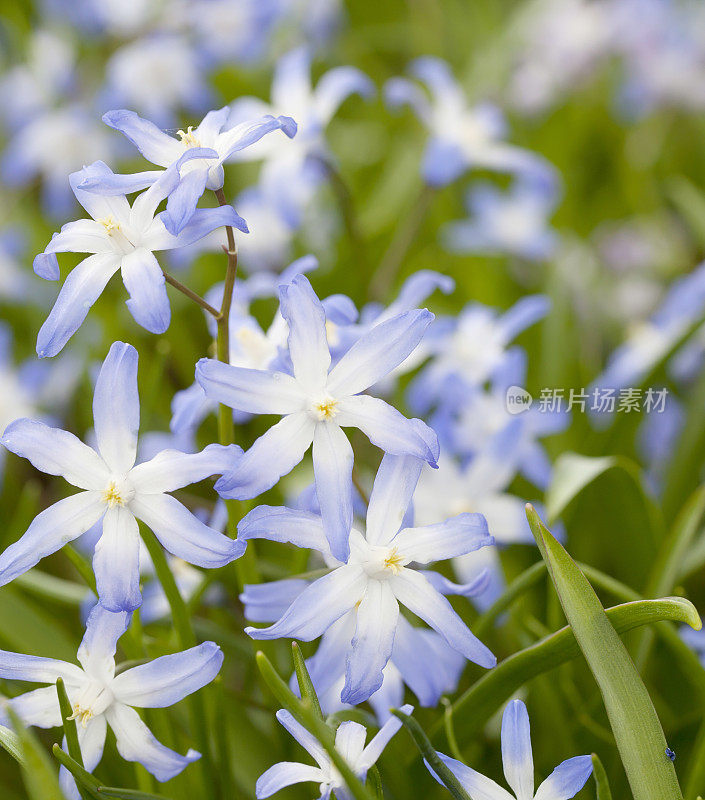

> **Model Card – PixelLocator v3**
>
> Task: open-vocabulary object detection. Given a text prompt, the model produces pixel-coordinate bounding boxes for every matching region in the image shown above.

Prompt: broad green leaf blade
[442,596,701,747]
[390,710,470,800]
[7,707,66,800]
[527,504,685,800]
[591,753,613,800]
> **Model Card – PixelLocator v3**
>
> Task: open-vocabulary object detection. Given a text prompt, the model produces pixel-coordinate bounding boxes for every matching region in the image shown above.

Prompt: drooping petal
[357,702,413,771]
[238,506,329,554]
[279,275,330,392]
[0,652,83,684]
[327,309,433,396]
[312,422,353,563]
[256,762,326,799]
[245,567,366,641]
[94,506,142,613]
[393,513,492,565]
[0,493,105,588]
[335,721,367,766]
[1,418,109,490]
[77,604,131,682]
[427,753,514,800]
[112,642,222,708]
[107,702,200,782]
[275,709,328,767]
[365,454,423,546]
[129,443,241,494]
[341,581,398,705]
[501,699,534,800]
[196,358,305,415]
[149,206,249,251]
[120,248,170,334]
[315,67,375,123]
[335,395,439,466]
[36,253,121,358]
[214,412,315,499]
[76,167,163,196]
[533,755,593,800]
[93,341,140,474]
[390,569,496,668]
[7,686,63,728]
[130,493,245,568]
[217,115,297,161]
[102,110,183,166]
[161,166,209,236]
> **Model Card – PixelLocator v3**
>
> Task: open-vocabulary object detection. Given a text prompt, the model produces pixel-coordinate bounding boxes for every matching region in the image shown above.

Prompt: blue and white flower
[256,703,411,799]
[196,274,439,560]
[239,453,496,704]
[385,57,555,187]
[34,154,243,357]
[0,341,244,612]
[0,604,222,798]
[427,699,593,799]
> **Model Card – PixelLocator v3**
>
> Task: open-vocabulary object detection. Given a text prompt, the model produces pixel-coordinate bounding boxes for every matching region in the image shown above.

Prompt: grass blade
[291,642,323,720]
[591,753,613,800]
[6,706,65,800]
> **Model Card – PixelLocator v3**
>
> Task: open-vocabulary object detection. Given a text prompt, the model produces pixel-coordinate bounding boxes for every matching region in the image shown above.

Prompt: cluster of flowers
[508,0,705,117]
[0,67,593,795]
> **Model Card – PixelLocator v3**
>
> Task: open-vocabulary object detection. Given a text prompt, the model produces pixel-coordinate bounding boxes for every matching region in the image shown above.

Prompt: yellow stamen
[383,547,404,575]
[68,704,94,728]
[98,216,120,235]
[177,126,201,148]
[102,481,125,508]
[314,398,339,420]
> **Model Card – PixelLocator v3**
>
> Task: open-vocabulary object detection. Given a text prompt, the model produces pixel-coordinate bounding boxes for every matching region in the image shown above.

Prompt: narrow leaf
[591,753,613,800]
[96,787,172,799]
[390,709,470,800]
[52,745,101,798]
[6,706,65,800]
[0,723,23,764]
[292,642,323,720]
[527,504,685,800]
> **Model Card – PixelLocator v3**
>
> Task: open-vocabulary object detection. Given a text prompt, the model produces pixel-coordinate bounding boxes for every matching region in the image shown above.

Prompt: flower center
[312,396,339,421]
[177,126,201,148]
[68,704,94,728]
[382,547,404,575]
[98,216,121,235]
[102,477,134,508]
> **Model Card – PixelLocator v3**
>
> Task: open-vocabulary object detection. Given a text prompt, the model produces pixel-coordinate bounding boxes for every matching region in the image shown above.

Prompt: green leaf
[96,787,173,799]
[15,570,86,607]
[0,587,76,661]
[6,706,66,800]
[440,595,701,747]
[0,723,23,764]
[390,709,470,800]
[256,651,375,800]
[526,504,684,800]
[291,642,323,720]
[591,753,613,800]
[52,745,101,799]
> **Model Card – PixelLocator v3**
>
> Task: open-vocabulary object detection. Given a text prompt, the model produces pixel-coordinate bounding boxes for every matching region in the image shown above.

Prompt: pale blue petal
[131,493,245,568]
[238,505,329,553]
[0,493,105,588]
[77,604,131,680]
[120,248,170,334]
[393,513,492,564]
[94,506,142,613]
[196,358,305,415]
[422,138,466,187]
[336,395,439,466]
[341,581,398,705]
[390,570,496,668]
[327,309,433,396]
[279,274,330,392]
[501,699,534,799]
[129,443,241,493]
[366,453,423,545]
[93,341,140,473]
[315,67,375,122]
[534,755,594,800]
[427,753,514,800]
[102,110,182,166]
[245,567,366,641]
[241,579,309,623]
[275,708,328,765]
[0,652,83,684]
[107,703,200,782]
[112,642,222,707]
[312,422,353,562]
[357,703,412,769]
[36,253,121,358]
[214,412,314,499]
[1,418,108,490]
[257,762,325,799]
